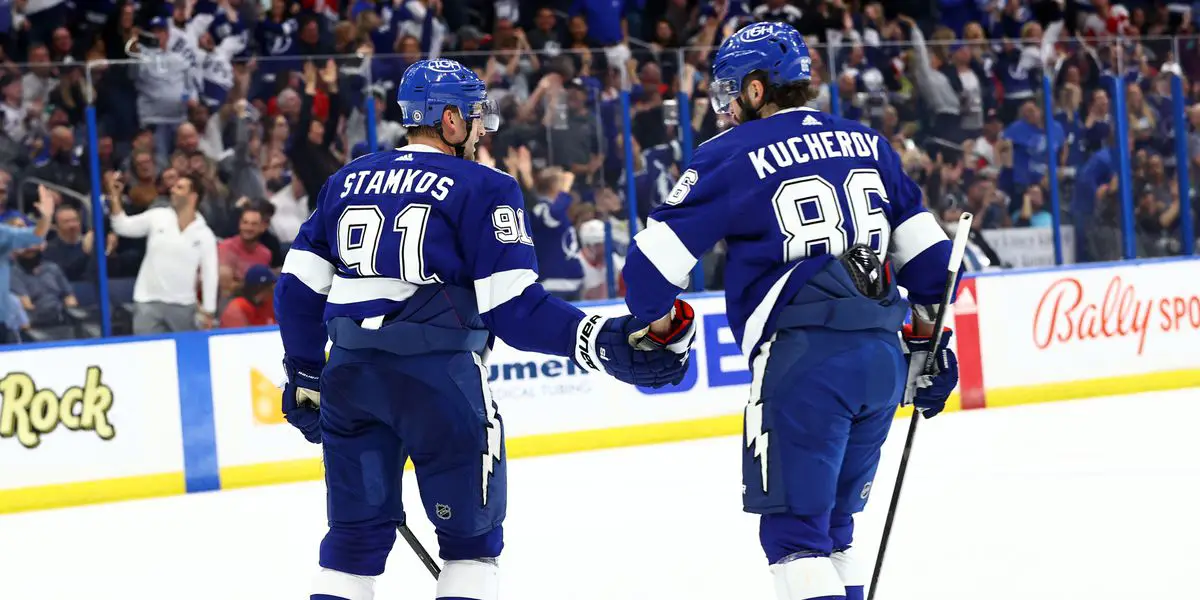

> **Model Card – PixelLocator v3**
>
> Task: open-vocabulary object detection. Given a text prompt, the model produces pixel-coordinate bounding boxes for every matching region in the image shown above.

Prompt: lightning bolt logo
[745,398,770,493]
[474,354,503,506]
[746,338,774,494]
[482,397,502,506]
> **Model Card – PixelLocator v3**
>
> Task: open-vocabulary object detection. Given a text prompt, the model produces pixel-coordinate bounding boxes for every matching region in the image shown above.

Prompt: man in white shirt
[109,173,218,333]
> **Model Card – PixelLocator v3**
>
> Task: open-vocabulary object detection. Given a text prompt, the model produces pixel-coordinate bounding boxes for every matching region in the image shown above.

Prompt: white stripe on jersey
[740,263,799,360]
[281,249,335,295]
[326,275,418,305]
[889,211,946,272]
[475,268,538,313]
[633,220,695,289]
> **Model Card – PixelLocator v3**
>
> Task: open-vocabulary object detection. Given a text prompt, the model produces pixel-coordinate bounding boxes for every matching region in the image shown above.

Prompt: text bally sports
[1033,275,1200,356]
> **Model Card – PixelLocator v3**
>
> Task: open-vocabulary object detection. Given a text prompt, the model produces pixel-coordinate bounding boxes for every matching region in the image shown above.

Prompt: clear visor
[467,99,501,132]
[710,78,741,116]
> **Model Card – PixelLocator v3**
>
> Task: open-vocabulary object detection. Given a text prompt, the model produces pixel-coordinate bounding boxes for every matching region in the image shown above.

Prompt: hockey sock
[770,552,846,600]
[435,558,499,600]
[829,514,865,600]
[310,568,375,600]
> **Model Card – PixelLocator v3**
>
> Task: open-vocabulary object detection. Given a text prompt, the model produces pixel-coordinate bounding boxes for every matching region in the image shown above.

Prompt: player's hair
[743,71,816,111]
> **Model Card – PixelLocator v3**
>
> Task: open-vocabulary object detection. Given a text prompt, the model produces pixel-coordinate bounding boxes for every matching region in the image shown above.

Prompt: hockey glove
[900,325,959,419]
[574,300,696,388]
[281,357,322,443]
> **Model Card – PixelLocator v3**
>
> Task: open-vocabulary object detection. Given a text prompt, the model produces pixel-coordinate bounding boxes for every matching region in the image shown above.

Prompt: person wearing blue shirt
[1011,184,1054,228]
[0,186,53,343]
[1003,100,1064,195]
[529,168,585,300]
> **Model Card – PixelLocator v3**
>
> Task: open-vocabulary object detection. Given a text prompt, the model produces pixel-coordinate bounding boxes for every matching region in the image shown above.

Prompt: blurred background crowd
[0,0,1198,343]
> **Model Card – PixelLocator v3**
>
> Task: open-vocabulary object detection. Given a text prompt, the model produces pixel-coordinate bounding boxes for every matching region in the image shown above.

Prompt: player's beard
[735,95,762,123]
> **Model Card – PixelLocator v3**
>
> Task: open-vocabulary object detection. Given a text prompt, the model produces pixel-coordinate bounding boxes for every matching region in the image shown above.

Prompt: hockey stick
[398,523,441,579]
[867,211,972,600]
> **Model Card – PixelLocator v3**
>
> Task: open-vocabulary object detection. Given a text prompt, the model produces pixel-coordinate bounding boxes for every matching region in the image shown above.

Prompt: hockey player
[274,59,696,600]
[620,23,960,600]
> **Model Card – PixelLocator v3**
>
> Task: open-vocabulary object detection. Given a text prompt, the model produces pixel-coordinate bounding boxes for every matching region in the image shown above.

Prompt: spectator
[108,173,218,333]
[268,170,307,245]
[22,44,57,106]
[28,126,89,201]
[10,241,78,328]
[529,167,583,300]
[219,100,268,202]
[134,17,201,165]
[1012,184,1053,227]
[900,15,962,149]
[42,204,113,282]
[1125,82,1158,151]
[218,204,272,293]
[528,7,566,57]
[946,41,992,140]
[0,186,52,343]
[1,72,39,144]
[1134,181,1181,257]
[1003,100,1064,196]
[289,60,343,212]
[550,78,603,187]
[219,264,276,328]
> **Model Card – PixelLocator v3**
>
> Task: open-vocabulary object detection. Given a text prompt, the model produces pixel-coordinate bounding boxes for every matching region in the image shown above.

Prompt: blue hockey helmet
[710,22,812,116]
[396,59,500,132]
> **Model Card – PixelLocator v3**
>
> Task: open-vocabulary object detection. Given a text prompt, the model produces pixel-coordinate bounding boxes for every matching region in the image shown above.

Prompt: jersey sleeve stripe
[633,221,696,289]
[327,276,419,305]
[281,249,336,295]
[475,268,539,314]
[888,211,945,272]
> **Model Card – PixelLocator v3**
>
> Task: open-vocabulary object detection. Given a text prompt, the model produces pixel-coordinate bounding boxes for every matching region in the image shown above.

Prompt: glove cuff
[283,356,322,388]
[573,314,609,373]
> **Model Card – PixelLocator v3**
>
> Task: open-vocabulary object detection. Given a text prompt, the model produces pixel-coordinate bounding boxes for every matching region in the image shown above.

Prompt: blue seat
[106,277,136,307]
[72,281,98,308]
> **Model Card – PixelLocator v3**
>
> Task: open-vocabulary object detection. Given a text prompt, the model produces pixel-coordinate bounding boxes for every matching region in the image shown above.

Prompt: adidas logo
[802,115,821,126]
[395,154,414,162]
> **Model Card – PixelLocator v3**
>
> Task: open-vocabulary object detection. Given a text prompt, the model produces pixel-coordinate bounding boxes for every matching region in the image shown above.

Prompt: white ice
[3,389,1199,600]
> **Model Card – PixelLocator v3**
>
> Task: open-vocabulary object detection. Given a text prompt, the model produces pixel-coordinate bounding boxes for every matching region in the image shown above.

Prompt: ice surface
[3,390,1198,599]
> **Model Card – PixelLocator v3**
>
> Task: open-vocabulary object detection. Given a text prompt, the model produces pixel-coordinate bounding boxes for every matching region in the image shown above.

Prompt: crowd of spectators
[0,0,1199,342]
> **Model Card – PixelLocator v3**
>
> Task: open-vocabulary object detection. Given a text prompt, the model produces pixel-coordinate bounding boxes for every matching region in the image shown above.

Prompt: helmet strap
[436,123,468,158]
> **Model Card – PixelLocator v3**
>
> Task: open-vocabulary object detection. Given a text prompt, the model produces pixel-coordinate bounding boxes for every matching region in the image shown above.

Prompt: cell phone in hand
[663,99,679,126]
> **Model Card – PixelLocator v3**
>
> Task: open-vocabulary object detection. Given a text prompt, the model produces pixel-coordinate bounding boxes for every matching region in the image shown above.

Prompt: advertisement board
[207,331,322,486]
[205,296,756,486]
[973,259,1200,400]
[0,340,185,511]
[2,256,1198,513]
[487,296,750,437]
[980,226,1076,267]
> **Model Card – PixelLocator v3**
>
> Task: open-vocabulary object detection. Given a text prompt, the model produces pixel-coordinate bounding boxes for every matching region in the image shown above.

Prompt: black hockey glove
[281,357,322,443]
[574,299,696,388]
[900,325,959,419]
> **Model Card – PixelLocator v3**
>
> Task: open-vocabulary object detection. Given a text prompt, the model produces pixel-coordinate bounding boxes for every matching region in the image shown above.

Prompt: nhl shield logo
[435,503,452,520]
[860,481,873,500]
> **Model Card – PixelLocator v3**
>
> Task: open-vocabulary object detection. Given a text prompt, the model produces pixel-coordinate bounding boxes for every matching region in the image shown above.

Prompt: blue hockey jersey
[276,144,588,372]
[622,108,952,361]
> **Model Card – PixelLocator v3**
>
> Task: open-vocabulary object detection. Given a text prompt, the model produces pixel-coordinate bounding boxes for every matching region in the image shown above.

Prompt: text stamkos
[1032,275,1200,355]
